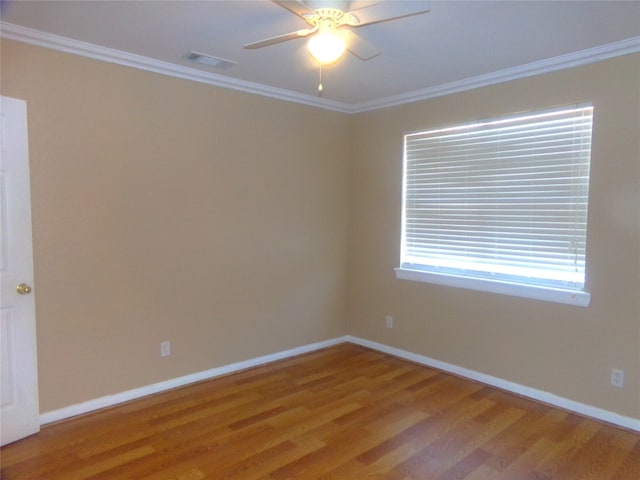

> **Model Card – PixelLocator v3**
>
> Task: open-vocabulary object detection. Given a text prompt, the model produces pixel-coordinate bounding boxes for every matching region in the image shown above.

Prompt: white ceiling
[2,1,640,112]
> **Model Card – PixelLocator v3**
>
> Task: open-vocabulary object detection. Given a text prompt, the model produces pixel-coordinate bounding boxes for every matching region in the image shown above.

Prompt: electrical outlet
[386,315,393,329]
[160,341,171,357]
[611,368,624,388]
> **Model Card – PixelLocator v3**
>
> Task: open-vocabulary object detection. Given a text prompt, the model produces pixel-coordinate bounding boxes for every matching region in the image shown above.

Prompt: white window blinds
[401,105,593,294]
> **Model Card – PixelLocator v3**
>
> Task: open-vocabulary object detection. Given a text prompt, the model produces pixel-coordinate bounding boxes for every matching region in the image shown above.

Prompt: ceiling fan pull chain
[318,65,324,96]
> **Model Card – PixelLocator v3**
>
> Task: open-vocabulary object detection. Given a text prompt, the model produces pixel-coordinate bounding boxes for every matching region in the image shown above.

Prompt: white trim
[39,336,349,425]
[1,21,638,114]
[350,36,640,113]
[0,22,351,114]
[395,268,592,307]
[41,335,640,433]
[346,336,640,432]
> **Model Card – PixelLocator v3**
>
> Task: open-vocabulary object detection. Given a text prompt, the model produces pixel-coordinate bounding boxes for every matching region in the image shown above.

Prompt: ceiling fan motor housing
[303,0,350,12]
[303,7,360,28]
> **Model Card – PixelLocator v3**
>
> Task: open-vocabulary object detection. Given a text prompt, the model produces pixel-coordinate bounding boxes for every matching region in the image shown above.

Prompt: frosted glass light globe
[308,31,346,64]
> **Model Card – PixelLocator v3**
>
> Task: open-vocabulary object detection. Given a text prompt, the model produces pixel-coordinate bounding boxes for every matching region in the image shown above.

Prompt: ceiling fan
[244,1,431,64]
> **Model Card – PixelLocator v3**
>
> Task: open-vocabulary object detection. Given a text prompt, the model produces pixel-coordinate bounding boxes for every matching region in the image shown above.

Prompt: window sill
[394,267,591,307]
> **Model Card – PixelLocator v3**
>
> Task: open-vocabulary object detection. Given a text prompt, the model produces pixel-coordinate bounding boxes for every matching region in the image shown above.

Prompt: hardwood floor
[1,343,639,479]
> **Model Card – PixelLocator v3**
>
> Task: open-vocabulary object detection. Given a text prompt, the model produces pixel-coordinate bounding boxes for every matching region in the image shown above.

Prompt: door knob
[16,283,32,295]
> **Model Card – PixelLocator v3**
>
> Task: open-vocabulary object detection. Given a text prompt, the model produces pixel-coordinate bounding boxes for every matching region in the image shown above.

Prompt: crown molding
[2,21,639,115]
[350,36,640,113]
[0,22,351,114]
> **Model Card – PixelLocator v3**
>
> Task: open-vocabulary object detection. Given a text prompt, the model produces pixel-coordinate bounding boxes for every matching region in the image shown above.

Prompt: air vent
[185,51,237,70]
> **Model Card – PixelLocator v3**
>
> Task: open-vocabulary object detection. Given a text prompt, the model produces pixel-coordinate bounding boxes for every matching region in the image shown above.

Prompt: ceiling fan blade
[273,0,315,18]
[349,0,430,27]
[244,28,316,49]
[342,30,381,61]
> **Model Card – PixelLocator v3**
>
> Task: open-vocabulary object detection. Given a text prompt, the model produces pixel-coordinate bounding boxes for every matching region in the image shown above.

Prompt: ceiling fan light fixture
[307,29,346,64]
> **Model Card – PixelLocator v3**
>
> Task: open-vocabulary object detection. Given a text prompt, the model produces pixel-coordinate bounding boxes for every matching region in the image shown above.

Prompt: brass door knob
[16,283,32,295]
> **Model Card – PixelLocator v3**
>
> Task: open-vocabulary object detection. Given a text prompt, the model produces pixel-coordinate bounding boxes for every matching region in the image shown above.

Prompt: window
[397,105,593,306]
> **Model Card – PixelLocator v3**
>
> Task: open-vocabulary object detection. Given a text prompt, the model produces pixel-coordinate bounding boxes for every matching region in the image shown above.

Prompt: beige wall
[2,38,639,420]
[347,54,640,418]
[1,40,350,412]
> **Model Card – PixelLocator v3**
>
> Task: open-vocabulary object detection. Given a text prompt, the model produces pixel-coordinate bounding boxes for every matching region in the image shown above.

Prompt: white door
[0,96,40,446]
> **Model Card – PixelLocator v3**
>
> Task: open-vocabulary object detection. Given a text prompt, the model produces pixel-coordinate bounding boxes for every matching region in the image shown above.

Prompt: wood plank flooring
[1,343,639,479]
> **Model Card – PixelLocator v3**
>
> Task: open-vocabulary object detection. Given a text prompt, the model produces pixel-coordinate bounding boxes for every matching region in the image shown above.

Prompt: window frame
[396,104,593,307]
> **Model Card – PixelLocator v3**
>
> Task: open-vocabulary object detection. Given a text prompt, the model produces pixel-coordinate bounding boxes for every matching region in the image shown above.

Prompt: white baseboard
[41,334,639,433]
[39,336,349,425]
[346,335,640,433]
